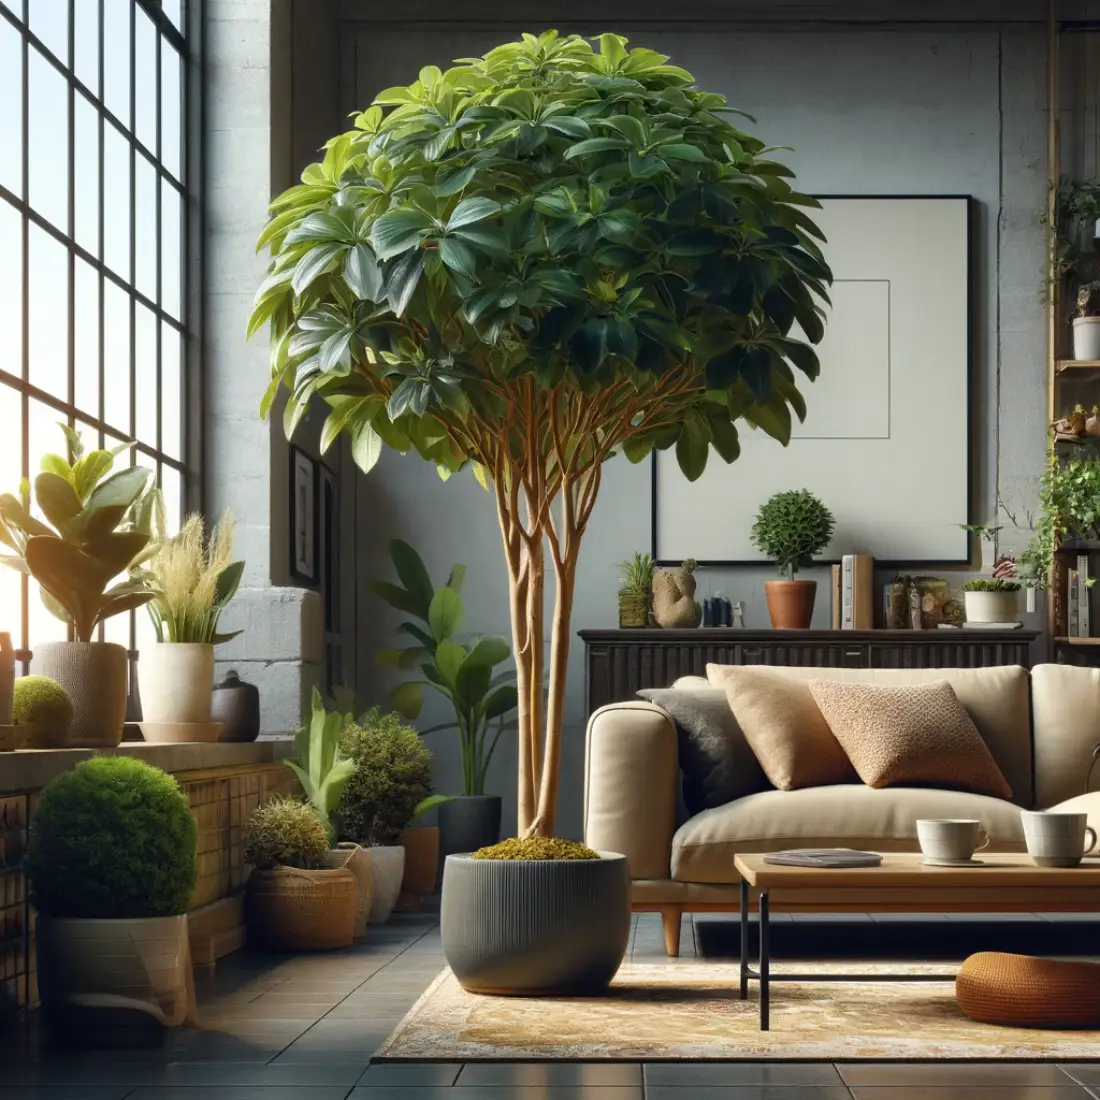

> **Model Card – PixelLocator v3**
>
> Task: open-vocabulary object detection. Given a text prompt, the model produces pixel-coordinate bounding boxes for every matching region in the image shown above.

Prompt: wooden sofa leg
[660,906,682,957]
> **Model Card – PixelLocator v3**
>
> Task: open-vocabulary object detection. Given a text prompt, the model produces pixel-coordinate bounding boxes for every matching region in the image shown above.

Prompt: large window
[0,0,194,660]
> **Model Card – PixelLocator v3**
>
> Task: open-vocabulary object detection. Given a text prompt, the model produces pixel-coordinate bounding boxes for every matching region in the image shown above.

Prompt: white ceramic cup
[1021,811,1099,868]
[916,819,989,863]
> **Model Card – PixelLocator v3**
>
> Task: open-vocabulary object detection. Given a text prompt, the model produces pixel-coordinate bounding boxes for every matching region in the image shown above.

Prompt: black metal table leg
[739,878,749,1000]
[759,890,770,1031]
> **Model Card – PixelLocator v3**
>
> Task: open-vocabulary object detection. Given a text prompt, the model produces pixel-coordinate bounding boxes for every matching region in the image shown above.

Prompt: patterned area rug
[374,963,1100,1061]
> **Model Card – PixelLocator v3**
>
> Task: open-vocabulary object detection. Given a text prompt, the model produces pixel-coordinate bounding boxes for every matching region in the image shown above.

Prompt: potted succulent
[1074,281,1100,361]
[617,553,655,628]
[23,757,198,1044]
[373,540,516,860]
[441,837,630,995]
[0,428,158,746]
[11,675,72,748]
[335,707,445,924]
[139,511,244,743]
[286,688,373,938]
[253,32,830,838]
[963,578,1023,625]
[750,489,836,629]
[243,796,357,951]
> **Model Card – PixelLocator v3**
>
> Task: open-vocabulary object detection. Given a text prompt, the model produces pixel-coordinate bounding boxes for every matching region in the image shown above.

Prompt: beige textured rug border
[372,963,1100,1063]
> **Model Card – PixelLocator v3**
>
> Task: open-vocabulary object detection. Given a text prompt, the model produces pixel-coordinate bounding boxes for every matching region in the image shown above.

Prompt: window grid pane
[0,0,193,659]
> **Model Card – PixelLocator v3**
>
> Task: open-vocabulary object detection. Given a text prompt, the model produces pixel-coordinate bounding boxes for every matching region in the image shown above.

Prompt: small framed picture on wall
[290,445,317,583]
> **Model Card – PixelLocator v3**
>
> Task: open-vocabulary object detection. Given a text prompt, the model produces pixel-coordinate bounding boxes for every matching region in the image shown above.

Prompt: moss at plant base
[473,837,599,861]
[244,796,329,870]
[24,756,197,918]
[12,675,73,747]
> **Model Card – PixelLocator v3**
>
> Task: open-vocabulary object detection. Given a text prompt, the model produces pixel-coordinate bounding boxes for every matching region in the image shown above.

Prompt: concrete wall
[279,4,1058,834]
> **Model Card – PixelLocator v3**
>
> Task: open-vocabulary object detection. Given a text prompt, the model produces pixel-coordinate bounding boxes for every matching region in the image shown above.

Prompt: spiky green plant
[244,796,329,870]
[617,552,655,597]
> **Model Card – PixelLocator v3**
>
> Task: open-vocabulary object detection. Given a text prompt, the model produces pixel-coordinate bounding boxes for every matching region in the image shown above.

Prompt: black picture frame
[289,445,318,584]
[651,194,975,569]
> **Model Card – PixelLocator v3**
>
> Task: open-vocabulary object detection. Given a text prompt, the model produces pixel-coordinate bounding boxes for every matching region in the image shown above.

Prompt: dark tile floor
[1,912,1099,1098]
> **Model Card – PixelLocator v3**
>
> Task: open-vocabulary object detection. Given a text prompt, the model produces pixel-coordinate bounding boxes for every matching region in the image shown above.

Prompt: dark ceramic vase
[440,852,631,995]
[211,670,260,742]
[438,795,502,862]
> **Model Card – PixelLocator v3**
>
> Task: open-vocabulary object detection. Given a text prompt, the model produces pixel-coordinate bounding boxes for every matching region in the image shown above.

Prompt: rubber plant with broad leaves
[0,426,158,639]
[250,32,831,835]
[373,538,516,798]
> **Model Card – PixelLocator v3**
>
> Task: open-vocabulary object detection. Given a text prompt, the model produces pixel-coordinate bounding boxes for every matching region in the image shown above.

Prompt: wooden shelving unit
[1056,360,1100,374]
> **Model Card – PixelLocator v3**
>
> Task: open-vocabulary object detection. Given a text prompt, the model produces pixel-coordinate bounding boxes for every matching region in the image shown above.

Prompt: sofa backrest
[684,664,1034,808]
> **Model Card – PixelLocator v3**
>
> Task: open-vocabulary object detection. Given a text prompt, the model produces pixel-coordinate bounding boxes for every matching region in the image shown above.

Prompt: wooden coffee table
[734,852,1100,1031]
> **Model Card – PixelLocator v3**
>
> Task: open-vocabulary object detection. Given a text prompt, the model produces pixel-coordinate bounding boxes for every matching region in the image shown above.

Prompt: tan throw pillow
[808,678,1013,799]
[709,666,859,791]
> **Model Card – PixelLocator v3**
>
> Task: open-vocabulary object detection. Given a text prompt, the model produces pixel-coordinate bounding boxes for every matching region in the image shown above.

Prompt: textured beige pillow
[808,678,1013,799]
[709,666,859,791]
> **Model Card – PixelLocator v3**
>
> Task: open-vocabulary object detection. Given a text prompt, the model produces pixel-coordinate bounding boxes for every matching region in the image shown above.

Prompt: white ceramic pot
[964,589,1019,625]
[367,845,406,925]
[139,643,215,724]
[325,843,374,939]
[36,914,195,1038]
[36,641,127,748]
[1073,316,1100,361]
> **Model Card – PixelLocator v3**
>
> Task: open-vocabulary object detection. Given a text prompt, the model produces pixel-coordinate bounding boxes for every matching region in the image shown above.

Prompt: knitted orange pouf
[956,952,1100,1029]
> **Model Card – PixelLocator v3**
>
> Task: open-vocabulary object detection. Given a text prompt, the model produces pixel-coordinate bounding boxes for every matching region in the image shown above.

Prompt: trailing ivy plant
[250,31,831,835]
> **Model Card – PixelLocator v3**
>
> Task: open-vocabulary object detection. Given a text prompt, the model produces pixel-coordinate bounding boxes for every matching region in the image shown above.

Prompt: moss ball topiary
[244,796,329,870]
[12,676,73,747]
[24,756,197,919]
[472,837,600,861]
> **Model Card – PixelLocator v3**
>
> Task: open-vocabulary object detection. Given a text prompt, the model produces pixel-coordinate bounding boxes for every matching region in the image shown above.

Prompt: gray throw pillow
[638,687,771,814]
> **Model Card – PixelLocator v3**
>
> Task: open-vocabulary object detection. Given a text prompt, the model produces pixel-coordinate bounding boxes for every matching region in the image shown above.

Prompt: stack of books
[1069,553,1091,638]
[831,554,875,629]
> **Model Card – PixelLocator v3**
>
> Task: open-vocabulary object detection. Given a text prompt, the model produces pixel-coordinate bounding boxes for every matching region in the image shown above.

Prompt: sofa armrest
[583,701,678,880]
[1032,664,1100,808]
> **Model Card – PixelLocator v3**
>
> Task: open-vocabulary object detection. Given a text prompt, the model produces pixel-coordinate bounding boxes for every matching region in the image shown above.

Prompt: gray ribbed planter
[440,852,630,995]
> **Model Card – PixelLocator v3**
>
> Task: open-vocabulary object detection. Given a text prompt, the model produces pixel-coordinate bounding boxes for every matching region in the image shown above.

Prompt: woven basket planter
[245,866,357,952]
[441,852,631,995]
[957,951,1100,1028]
[618,593,649,629]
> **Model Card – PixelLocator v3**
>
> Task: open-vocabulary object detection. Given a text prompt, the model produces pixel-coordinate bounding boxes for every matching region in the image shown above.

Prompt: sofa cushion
[705,664,1033,807]
[808,678,1013,799]
[708,666,858,790]
[671,784,1026,883]
[637,688,770,813]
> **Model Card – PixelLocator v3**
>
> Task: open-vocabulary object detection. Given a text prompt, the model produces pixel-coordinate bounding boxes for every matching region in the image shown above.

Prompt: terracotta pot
[764,579,817,629]
[398,826,440,907]
[139,643,215,724]
[36,914,195,1045]
[36,642,127,748]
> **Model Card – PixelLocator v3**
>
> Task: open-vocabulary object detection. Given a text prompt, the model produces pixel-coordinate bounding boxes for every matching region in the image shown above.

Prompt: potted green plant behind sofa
[0,428,158,746]
[251,31,831,835]
[963,578,1022,625]
[24,757,198,1045]
[374,539,514,860]
[751,489,835,628]
[140,511,244,743]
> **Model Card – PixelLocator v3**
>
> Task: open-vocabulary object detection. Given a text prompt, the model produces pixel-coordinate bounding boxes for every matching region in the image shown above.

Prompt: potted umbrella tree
[373,539,516,859]
[139,511,244,742]
[0,428,158,746]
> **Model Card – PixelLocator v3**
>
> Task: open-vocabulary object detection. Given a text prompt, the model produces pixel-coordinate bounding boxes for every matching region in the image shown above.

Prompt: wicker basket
[618,592,649,628]
[956,951,1100,1028]
[245,866,357,952]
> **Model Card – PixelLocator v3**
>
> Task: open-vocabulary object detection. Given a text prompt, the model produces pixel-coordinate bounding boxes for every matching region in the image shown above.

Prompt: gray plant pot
[438,795,501,862]
[440,852,631,995]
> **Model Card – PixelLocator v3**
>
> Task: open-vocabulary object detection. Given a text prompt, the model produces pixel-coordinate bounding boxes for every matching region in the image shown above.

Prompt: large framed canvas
[652,196,972,567]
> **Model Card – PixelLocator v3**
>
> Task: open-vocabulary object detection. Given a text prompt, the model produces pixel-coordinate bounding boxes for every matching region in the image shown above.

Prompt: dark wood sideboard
[578,628,1039,714]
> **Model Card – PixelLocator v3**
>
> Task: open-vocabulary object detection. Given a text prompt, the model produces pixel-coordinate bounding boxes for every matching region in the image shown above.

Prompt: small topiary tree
[24,756,197,918]
[337,709,432,846]
[750,489,835,580]
[12,675,73,747]
[252,32,831,834]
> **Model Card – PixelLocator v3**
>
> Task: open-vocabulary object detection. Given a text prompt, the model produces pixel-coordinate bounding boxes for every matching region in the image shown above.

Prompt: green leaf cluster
[244,795,330,870]
[618,551,655,597]
[962,578,1022,593]
[750,488,835,580]
[250,30,831,483]
[0,427,160,641]
[24,756,197,918]
[372,539,516,796]
[285,687,357,843]
[335,708,433,846]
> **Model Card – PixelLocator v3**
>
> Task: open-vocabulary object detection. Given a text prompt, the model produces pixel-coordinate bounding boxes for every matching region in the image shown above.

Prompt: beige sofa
[583,663,1100,955]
